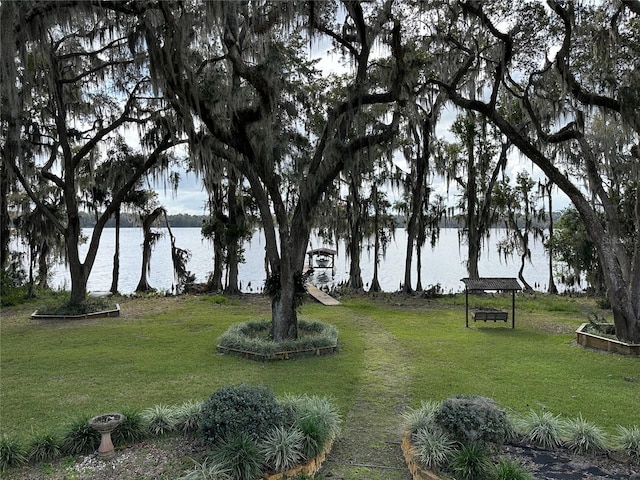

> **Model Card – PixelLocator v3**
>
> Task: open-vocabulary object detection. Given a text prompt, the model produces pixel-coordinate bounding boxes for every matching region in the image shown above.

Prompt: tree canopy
[1,0,638,342]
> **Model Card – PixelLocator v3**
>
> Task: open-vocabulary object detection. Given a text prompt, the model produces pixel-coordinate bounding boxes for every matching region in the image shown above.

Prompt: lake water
[46,227,558,294]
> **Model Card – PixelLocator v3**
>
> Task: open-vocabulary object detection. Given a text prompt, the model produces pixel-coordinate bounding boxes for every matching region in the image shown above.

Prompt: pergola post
[511,290,515,329]
[465,287,469,328]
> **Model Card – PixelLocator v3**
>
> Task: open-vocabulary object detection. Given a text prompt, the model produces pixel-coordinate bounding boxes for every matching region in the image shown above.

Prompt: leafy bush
[0,435,27,473]
[613,425,640,464]
[450,443,494,480]
[61,416,101,455]
[516,410,565,449]
[112,409,146,445]
[260,425,305,473]
[402,401,440,435]
[28,433,61,462]
[211,433,263,480]
[175,400,203,434]
[434,395,511,448]
[142,404,179,436]
[493,458,533,480]
[412,427,456,471]
[200,384,289,445]
[564,415,608,455]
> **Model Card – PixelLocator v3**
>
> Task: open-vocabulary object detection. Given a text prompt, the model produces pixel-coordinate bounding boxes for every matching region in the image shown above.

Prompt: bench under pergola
[461,277,522,329]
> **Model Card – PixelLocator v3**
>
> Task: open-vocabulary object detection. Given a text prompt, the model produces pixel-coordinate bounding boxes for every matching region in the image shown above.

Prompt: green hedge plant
[434,395,511,449]
[200,384,289,445]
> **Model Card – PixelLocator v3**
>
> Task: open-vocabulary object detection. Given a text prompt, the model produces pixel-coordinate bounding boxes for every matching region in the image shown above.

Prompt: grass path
[319,310,412,480]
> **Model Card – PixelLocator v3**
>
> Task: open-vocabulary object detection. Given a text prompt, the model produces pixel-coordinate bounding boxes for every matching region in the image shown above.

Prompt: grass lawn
[1,291,638,446]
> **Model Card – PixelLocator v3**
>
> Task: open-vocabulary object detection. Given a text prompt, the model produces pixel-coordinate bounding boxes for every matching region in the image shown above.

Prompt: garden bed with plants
[576,322,640,356]
[401,395,640,480]
[1,384,341,480]
[216,319,339,361]
[30,297,120,320]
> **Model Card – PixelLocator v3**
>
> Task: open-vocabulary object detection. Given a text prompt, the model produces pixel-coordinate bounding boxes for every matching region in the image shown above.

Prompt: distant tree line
[78,212,207,229]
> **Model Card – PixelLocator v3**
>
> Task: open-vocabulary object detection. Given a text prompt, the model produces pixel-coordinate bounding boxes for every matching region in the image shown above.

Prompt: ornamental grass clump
[450,442,494,480]
[61,415,100,455]
[142,404,179,436]
[0,436,27,473]
[613,425,640,464]
[434,395,511,449]
[211,433,263,480]
[516,410,565,449]
[402,400,440,435]
[493,457,534,480]
[283,393,341,460]
[111,409,146,445]
[563,415,608,455]
[175,400,203,434]
[260,425,305,473]
[177,459,231,480]
[412,427,456,471]
[28,433,61,462]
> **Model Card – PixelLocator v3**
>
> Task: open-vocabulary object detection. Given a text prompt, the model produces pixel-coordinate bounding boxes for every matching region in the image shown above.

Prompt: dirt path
[318,313,412,480]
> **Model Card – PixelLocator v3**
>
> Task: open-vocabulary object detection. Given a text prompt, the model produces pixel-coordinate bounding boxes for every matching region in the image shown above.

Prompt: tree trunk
[403,215,417,293]
[369,229,382,293]
[415,242,423,292]
[224,176,241,294]
[110,208,121,295]
[136,207,164,293]
[209,238,224,291]
[37,239,50,289]
[0,163,10,270]
[547,193,558,294]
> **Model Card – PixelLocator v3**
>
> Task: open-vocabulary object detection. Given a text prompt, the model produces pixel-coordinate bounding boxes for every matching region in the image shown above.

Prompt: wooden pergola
[461,277,522,329]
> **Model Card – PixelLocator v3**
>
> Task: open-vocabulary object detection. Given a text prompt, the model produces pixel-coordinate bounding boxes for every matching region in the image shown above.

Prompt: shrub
[450,443,494,480]
[175,400,203,434]
[402,401,440,435]
[112,409,146,445]
[613,425,640,464]
[211,432,263,480]
[200,384,289,445]
[0,435,27,472]
[493,458,534,480]
[516,410,565,449]
[434,395,511,448]
[563,415,608,455]
[142,405,179,436]
[412,427,456,471]
[260,425,305,473]
[61,416,101,455]
[28,433,61,462]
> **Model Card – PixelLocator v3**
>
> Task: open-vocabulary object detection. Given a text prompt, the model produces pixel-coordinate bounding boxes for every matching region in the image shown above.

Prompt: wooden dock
[306,283,341,306]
